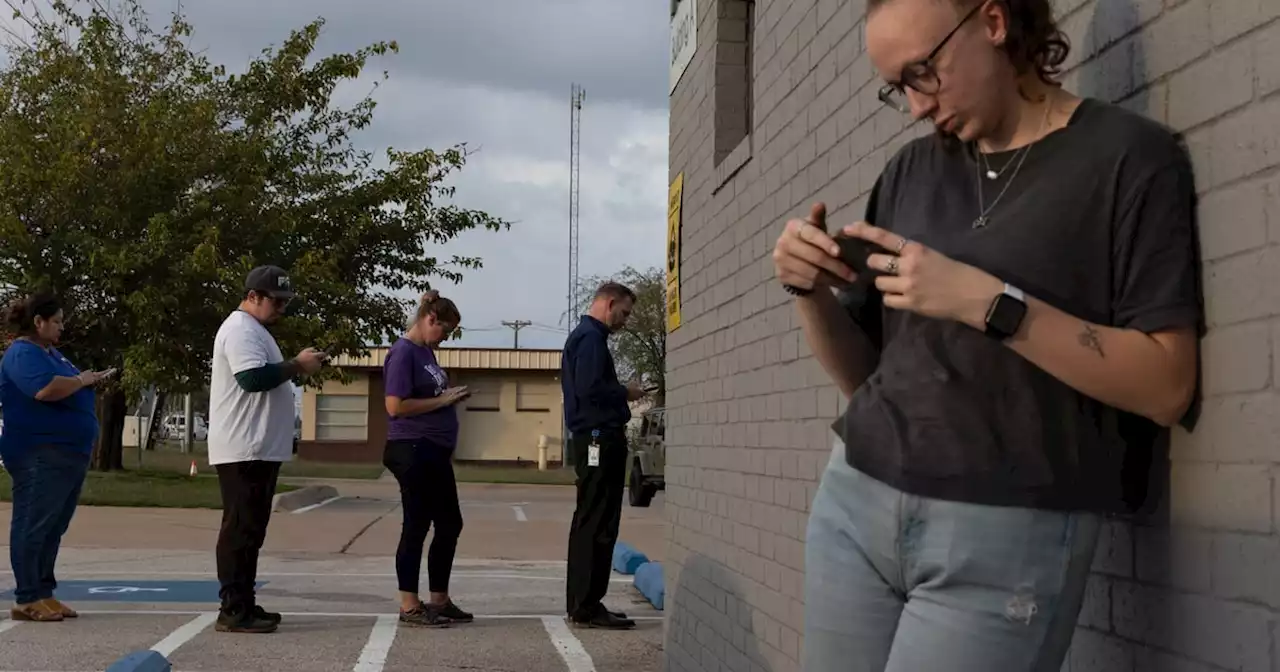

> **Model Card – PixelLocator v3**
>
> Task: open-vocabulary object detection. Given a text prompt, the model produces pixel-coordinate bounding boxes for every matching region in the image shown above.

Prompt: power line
[501,320,533,349]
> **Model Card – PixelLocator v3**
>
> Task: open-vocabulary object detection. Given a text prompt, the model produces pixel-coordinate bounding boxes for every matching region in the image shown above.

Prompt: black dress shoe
[569,605,635,630]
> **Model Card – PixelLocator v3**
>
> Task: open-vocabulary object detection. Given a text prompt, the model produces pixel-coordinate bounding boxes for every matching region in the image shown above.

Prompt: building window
[715,0,755,168]
[315,394,368,441]
[516,381,553,412]
[464,379,501,412]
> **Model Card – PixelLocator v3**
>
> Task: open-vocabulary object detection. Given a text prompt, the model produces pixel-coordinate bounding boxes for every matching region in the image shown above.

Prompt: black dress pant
[215,460,281,614]
[565,428,627,619]
[383,439,463,595]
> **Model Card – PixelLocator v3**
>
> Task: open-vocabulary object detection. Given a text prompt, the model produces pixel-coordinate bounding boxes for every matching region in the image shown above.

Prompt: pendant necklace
[971,96,1055,229]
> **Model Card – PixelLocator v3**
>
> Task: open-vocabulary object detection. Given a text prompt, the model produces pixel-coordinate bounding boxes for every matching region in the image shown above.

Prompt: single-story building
[297,347,564,465]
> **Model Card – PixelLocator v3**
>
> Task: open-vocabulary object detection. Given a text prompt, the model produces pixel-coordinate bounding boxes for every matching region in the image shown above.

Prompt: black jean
[383,439,463,595]
[215,460,281,614]
[565,427,627,619]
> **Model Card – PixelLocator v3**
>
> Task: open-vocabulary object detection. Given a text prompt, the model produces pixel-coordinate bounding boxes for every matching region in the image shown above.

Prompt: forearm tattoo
[1078,324,1105,358]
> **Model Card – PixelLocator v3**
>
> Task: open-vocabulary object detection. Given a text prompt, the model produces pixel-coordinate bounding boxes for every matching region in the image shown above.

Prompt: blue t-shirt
[383,338,459,450]
[0,340,99,462]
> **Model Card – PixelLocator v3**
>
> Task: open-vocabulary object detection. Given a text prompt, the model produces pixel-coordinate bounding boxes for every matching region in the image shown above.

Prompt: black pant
[215,460,281,614]
[565,428,627,619]
[383,439,463,595]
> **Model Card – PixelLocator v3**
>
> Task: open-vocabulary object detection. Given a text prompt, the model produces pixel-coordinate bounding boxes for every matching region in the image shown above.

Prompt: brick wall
[664,0,1280,671]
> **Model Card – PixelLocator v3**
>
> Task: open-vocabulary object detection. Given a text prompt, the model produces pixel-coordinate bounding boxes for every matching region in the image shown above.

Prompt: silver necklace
[971,97,1054,229]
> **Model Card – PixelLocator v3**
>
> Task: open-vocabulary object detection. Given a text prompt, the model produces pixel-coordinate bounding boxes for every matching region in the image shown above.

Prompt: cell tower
[567,83,586,328]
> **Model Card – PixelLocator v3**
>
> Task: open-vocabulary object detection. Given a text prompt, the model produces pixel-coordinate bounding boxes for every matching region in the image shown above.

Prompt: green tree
[574,265,666,407]
[0,1,508,470]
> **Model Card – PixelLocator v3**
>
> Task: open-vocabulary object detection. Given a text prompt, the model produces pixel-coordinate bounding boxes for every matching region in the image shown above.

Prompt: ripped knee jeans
[804,437,1101,672]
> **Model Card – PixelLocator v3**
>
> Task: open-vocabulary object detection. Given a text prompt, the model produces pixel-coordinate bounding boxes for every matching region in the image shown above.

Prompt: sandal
[43,598,77,618]
[10,601,64,622]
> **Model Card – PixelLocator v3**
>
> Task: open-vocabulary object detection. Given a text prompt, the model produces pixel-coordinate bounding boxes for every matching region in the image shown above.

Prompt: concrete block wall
[664,0,1280,671]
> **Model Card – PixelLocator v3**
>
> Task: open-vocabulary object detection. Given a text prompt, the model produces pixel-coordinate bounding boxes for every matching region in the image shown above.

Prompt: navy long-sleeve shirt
[561,315,631,434]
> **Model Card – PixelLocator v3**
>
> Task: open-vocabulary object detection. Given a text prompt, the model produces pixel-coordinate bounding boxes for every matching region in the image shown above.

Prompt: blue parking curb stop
[106,650,171,672]
[612,542,649,575]
[633,561,664,610]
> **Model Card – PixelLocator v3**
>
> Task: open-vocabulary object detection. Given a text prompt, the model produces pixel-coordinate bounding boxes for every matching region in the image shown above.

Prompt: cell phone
[834,235,885,287]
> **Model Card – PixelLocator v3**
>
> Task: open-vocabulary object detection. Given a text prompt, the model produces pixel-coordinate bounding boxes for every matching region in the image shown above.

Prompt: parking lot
[0,480,667,672]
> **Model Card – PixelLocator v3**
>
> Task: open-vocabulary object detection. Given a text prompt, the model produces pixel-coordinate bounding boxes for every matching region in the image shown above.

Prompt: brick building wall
[664,1,1280,671]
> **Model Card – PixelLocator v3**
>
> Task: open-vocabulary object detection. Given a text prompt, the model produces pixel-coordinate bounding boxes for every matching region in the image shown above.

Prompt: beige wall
[452,370,563,463]
[298,368,563,464]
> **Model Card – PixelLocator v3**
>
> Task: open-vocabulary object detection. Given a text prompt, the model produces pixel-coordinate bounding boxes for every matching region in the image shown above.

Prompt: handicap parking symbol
[0,580,264,603]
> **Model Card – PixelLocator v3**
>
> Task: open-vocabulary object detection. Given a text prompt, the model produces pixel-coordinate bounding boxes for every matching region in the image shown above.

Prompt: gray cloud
[148,0,674,349]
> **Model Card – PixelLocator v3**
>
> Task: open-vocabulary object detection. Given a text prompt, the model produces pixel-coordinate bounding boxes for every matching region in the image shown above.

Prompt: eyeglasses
[877,1,986,114]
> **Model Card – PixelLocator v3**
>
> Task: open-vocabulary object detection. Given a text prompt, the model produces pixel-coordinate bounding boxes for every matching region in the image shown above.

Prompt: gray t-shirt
[835,98,1201,514]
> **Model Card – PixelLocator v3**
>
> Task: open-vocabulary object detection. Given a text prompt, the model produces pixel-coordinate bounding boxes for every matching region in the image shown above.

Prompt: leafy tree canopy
[0,0,509,466]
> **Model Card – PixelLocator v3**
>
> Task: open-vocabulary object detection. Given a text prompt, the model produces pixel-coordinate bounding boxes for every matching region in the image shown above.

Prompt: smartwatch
[984,283,1027,341]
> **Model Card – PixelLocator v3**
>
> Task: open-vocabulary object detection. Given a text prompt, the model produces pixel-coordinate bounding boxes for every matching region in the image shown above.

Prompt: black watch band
[984,283,1027,340]
[783,283,813,297]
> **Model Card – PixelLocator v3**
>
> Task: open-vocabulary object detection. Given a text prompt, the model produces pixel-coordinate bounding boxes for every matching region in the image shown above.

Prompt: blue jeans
[7,445,90,605]
[804,437,1100,672]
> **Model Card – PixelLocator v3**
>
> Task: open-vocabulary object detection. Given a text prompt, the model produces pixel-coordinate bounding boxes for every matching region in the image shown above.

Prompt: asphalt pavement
[0,479,668,672]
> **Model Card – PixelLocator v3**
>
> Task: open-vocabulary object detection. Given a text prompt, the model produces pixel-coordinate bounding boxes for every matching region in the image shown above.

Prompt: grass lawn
[131,443,385,480]
[0,468,298,509]
[453,464,577,486]
[137,442,579,485]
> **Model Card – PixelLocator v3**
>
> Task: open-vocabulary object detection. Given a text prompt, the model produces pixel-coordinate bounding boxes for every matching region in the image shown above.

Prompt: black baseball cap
[244,265,296,299]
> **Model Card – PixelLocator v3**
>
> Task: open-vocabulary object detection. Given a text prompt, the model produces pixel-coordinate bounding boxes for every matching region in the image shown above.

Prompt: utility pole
[567,83,585,328]
[502,320,532,349]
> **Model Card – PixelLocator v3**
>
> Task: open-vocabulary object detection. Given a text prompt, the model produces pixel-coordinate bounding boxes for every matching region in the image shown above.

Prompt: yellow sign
[666,173,683,332]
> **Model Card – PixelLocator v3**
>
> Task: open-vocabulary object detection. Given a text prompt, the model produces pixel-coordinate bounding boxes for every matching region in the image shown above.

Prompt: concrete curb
[272,484,339,513]
[106,650,171,672]
[633,561,664,611]
[611,541,650,575]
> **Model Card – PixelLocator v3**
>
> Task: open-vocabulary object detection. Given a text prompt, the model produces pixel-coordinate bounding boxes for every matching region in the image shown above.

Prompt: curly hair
[871,0,1071,85]
[3,292,62,336]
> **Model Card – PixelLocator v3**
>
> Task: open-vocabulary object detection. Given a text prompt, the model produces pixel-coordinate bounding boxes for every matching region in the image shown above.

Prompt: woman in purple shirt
[382,290,472,627]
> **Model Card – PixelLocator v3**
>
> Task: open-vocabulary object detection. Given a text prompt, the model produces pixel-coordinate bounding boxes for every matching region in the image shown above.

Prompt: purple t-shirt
[383,338,459,449]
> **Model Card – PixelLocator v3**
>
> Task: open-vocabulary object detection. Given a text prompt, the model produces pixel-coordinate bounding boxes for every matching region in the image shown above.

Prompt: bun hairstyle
[4,292,62,336]
[416,285,461,327]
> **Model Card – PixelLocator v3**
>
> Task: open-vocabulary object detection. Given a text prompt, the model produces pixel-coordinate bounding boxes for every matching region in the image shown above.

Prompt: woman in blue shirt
[0,293,112,622]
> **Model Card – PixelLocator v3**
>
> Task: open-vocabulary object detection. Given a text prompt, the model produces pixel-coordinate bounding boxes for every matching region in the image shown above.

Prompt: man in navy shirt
[561,282,646,629]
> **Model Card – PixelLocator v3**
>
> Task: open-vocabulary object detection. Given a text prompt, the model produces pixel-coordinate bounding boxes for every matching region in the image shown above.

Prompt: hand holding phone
[833,234,887,288]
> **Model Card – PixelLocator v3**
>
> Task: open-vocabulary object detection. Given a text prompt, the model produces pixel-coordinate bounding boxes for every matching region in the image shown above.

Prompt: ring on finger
[886,257,899,274]
[894,238,909,254]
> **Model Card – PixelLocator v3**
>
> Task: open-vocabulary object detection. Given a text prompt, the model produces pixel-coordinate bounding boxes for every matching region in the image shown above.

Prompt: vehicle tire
[629,459,654,508]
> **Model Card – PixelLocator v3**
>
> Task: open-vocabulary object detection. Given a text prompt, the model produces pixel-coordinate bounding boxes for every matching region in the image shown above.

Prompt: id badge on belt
[587,429,601,467]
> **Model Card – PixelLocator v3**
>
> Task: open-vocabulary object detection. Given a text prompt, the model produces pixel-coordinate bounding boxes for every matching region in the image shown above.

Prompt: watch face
[988,294,1027,337]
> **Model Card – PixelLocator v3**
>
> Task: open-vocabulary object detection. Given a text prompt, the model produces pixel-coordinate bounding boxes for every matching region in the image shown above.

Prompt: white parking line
[352,614,398,672]
[55,569,632,583]
[150,612,217,657]
[541,616,596,672]
[291,496,344,514]
[0,620,19,635]
[60,609,663,621]
[513,505,528,522]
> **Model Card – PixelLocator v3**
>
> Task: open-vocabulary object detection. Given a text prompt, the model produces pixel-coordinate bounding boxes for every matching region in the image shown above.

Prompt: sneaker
[216,608,278,634]
[569,604,635,630]
[252,605,282,626]
[399,603,452,628]
[436,600,473,623]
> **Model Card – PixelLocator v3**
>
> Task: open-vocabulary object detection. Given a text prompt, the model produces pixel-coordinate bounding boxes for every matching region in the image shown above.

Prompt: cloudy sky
[20,0,672,350]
